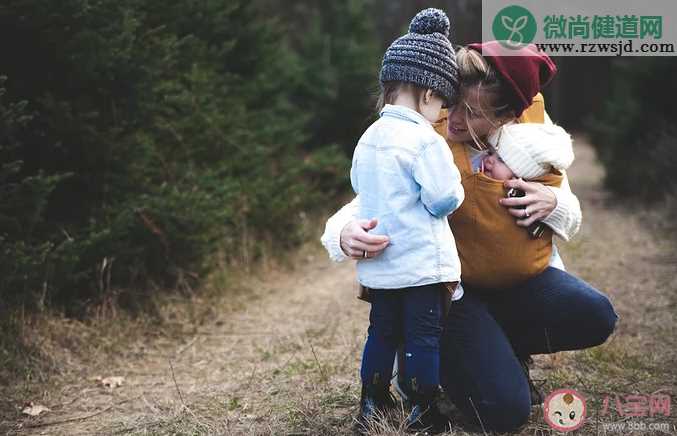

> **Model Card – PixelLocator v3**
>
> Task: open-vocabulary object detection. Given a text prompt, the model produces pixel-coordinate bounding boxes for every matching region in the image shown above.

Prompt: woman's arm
[499,112,581,241]
[541,173,582,241]
[320,195,390,262]
[321,197,360,262]
[500,171,582,241]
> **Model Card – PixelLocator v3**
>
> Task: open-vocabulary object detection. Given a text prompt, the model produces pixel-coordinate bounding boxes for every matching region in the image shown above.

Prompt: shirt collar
[380,104,431,127]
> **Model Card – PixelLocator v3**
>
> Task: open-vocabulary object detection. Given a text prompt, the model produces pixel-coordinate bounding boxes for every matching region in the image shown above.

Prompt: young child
[350,8,463,431]
[453,121,574,290]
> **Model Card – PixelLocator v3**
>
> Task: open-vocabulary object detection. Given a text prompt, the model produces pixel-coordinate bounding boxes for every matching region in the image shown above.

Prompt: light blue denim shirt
[350,104,464,289]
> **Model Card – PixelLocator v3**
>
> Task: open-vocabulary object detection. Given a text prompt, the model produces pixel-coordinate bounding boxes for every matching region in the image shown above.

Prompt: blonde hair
[455,47,515,149]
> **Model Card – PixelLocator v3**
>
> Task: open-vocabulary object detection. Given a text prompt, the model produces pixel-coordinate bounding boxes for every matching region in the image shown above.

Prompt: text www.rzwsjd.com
[535,39,675,56]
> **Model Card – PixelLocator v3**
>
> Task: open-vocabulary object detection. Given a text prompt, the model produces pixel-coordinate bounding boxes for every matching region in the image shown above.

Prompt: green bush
[0,0,376,316]
[588,58,677,202]
[0,81,69,311]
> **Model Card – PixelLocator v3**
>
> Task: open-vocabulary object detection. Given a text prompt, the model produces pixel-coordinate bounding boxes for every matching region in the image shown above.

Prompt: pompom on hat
[380,8,459,104]
[467,41,557,117]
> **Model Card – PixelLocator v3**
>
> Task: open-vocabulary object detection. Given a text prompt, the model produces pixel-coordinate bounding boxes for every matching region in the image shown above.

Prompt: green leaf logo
[492,5,537,49]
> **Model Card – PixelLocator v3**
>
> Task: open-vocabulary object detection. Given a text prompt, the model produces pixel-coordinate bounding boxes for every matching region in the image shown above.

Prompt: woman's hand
[340,218,390,260]
[499,179,557,227]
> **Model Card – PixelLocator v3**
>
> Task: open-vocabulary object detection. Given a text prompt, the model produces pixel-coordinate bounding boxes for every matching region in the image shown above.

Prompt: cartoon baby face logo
[544,389,587,432]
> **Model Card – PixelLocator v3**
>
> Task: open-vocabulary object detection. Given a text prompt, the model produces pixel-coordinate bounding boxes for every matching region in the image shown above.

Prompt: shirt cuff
[320,221,349,263]
[542,186,575,241]
[320,200,359,262]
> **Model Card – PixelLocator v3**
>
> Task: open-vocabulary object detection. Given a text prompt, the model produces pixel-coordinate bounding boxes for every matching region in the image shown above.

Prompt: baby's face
[482,151,515,180]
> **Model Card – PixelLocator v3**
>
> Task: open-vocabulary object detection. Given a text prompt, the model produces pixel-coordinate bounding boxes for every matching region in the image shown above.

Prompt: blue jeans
[361,284,445,393]
[439,267,618,432]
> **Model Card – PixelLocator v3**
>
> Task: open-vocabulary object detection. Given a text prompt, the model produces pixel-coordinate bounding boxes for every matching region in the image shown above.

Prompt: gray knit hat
[380,8,459,104]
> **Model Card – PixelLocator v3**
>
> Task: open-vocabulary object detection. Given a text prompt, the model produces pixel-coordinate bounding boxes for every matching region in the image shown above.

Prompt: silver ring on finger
[524,208,530,218]
[362,250,368,258]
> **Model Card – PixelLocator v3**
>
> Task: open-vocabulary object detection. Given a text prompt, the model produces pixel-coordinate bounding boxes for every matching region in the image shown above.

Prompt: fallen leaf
[22,403,51,416]
[99,376,124,388]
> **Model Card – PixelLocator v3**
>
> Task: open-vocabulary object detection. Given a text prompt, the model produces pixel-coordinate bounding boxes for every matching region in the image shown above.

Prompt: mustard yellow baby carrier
[434,94,563,290]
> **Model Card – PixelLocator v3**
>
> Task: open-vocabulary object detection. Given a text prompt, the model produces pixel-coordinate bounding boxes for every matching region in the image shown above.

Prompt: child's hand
[340,218,390,259]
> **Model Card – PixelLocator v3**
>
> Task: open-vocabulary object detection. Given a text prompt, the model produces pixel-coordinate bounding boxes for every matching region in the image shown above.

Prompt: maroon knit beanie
[467,41,557,117]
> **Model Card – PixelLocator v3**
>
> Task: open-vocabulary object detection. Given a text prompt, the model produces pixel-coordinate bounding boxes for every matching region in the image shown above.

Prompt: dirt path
[5,139,677,435]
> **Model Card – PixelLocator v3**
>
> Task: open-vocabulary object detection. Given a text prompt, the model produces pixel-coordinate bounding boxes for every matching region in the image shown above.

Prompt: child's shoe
[355,380,397,434]
[404,385,452,434]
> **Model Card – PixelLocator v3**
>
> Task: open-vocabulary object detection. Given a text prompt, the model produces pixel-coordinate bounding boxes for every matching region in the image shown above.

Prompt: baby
[482,122,574,182]
[452,122,574,290]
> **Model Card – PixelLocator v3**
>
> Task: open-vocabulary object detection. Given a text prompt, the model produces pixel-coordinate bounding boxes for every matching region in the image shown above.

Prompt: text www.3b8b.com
[602,421,674,433]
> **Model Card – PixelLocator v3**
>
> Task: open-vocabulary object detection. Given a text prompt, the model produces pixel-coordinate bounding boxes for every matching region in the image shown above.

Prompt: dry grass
[1,138,676,435]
